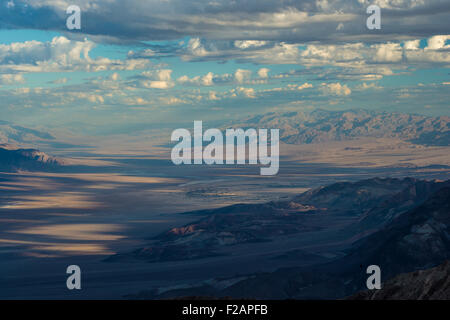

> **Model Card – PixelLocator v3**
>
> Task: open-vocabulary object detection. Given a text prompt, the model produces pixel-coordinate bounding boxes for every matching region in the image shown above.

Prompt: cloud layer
[2,0,449,44]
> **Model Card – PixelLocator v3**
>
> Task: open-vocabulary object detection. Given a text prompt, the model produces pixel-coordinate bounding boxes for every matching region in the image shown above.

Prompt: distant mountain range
[3,109,450,149]
[230,109,450,146]
[2,109,449,173]
[121,178,450,299]
[0,120,55,145]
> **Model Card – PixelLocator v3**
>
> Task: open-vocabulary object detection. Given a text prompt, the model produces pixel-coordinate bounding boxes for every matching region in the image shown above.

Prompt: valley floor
[1,141,449,299]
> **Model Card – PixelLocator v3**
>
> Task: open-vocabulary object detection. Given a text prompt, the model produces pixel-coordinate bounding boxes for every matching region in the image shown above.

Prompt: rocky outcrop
[0,144,62,172]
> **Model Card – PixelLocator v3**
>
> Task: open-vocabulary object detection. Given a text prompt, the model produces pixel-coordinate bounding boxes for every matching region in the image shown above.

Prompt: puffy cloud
[178,69,262,86]
[201,72,214,86]
[159,96,186,105]
[373,43,403,63]
[297,82,313,90]
[234,41,267,49]
[140,69,174,89]
[257,68,270,78]
[404,40,420,51]
[301,35,450,67]
[182,38,300,64]
[297,35,450,81]
[0,73,25,84]
[356,82,382,90]
[87,94,104,104]
[177,72,228,86]
[142,80,171,89]
[426,35,450,50]
[208,91,219,100]
[233,87,256,98]
[406,35,450,64]
[0,36,150,73]
[185,38,208,58]
[178,34,448,78]
[322,82,351,96]
[176,75,193,85]
[127,49,156,58]
[234,69,252,84]
[122,96,149,106]
[110,72,120,81]
[141,69,172,81]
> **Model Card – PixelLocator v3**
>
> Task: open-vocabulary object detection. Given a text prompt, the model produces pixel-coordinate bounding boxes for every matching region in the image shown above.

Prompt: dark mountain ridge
[349,260,450,300]
[0,144,62,172]
[214,186,450,299]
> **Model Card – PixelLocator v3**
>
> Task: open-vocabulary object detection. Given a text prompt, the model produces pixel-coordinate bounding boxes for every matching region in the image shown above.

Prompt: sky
[0,0,449,135]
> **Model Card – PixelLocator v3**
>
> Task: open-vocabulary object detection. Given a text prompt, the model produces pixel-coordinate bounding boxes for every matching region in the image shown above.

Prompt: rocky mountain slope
[219,186,450,299]
[109,178,449,264]
[299,177,450,234]
[349,260,450,300]
[344,185,450,282]
[127,180,450,299]
[230,109,450,146]
[107,200,319,262]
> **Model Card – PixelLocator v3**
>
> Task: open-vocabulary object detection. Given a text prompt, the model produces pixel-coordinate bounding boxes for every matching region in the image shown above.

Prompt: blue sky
[0,0,449,135]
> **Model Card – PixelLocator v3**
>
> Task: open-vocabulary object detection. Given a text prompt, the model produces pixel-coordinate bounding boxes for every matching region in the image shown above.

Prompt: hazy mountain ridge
[0,120,55,145]
[231,109,450,146]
